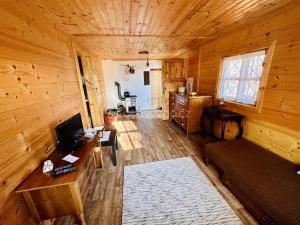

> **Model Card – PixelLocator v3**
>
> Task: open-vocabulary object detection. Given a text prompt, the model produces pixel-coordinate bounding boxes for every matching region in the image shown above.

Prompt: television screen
[55,113,84,151]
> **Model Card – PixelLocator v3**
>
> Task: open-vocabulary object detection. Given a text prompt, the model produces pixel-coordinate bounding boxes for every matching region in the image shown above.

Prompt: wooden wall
[162,59,188,120]
[191,5,300,163]
[188,51,201,92]
[0,3,106,225]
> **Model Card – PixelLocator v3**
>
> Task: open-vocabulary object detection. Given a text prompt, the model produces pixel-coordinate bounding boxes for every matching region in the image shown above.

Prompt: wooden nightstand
[202,106,244,140]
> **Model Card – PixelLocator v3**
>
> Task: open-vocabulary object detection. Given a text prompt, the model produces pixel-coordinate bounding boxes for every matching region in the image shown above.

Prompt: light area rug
[122,157,243,225]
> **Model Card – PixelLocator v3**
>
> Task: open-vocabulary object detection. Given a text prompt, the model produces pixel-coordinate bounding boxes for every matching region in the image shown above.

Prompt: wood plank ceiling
[20,0,296,59]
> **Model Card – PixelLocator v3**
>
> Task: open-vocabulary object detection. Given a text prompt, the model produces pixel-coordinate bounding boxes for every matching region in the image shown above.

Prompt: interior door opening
[150,69,162,110]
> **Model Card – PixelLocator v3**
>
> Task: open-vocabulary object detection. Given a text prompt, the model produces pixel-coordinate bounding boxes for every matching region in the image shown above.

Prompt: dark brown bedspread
[204,139,300,225]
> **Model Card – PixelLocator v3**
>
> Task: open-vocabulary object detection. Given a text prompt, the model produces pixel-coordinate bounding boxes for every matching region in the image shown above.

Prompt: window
[218,50,266,105]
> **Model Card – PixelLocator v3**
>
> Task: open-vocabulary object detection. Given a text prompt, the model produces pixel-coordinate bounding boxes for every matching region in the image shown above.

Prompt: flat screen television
[55,113,84,151]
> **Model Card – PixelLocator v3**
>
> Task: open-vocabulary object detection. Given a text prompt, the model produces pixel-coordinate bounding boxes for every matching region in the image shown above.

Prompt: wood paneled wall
[162,59,188,120]
[188,51,201,92]
[0,3,106,225]
[190,5,300,163]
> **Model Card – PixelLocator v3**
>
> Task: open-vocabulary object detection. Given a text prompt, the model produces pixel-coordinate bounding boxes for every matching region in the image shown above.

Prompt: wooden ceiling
[10,0,298,59]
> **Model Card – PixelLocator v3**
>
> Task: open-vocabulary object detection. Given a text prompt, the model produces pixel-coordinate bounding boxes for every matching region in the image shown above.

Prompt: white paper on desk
[94,125,105,131]
[100,131,111,142]
[62,154,79,163]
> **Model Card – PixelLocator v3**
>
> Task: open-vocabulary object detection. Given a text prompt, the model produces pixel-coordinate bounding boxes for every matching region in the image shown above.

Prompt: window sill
[215,98,262,114]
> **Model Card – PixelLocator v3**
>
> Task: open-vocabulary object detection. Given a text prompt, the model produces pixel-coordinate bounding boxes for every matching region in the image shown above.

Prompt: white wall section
[102,60,161,111]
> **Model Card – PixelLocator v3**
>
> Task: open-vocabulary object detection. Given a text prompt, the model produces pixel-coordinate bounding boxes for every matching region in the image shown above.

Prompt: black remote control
[51,164,76,177]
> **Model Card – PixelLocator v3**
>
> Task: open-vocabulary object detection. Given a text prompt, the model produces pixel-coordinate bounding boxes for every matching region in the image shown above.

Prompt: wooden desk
[16,135,99,225]
[202,106,244,140]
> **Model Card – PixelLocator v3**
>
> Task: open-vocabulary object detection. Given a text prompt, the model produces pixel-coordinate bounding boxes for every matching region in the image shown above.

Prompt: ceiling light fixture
[139,51,150,67]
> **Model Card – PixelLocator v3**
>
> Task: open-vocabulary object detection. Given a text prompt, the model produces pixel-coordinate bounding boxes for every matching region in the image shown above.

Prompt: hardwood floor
[55,111,258,225]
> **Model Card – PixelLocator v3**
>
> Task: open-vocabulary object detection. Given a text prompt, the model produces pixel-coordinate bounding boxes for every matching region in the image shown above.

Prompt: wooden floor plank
[55,111,258,225]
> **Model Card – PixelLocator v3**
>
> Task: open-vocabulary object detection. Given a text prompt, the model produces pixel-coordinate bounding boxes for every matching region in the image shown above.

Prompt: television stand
[16,133,100,225]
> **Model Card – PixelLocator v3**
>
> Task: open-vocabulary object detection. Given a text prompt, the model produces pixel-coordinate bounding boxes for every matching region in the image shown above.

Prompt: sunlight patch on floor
[112,121,126,132]
[118,131,143,151]
[122,120,138,131]
[118,132,134,151]
[128,131,143,149]
[113,111,162,151]
[112,120,138,132]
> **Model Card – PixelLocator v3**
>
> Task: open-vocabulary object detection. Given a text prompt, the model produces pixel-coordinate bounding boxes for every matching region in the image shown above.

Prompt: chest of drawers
[169,92,213,134]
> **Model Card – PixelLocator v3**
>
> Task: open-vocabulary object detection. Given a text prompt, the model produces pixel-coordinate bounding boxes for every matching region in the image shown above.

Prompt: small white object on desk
[84,128,96,139]
[94,126,105,137]
[94,125,105,131]
[62,154,79,163]
[100,131,111,142]
[43,160,54,173]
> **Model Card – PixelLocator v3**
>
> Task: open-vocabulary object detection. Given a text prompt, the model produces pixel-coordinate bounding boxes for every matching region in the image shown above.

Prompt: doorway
[150,69,162,110]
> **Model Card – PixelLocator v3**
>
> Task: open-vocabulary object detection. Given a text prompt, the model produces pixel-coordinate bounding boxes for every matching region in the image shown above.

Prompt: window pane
[219,57,242,101]
[224,80,239,99]
[219,50,265,105]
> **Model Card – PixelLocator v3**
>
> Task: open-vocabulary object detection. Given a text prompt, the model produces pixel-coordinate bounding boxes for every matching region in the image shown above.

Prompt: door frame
[150,68,163,110]
[70,41,91,128]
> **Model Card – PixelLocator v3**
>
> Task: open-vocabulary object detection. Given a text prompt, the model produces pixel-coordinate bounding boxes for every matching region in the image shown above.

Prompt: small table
[101,129,118,166]
[202,106,244,140]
